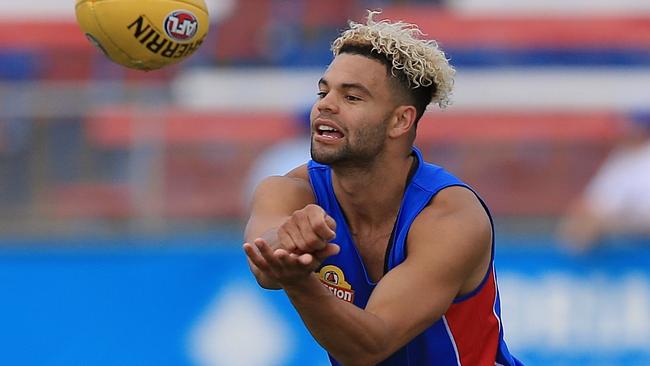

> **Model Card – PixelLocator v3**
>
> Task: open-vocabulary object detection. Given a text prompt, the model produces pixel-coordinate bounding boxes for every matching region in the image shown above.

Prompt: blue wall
[1,233,649,365]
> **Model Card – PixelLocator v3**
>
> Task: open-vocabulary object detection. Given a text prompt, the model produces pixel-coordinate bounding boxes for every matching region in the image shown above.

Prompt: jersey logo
[319,265,355,303]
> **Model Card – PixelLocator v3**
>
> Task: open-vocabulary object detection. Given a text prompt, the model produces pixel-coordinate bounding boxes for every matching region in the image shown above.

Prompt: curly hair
[331,10,455,109]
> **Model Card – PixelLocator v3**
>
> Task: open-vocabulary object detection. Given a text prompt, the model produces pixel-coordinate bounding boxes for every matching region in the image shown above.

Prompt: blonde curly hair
[331,10,455,109]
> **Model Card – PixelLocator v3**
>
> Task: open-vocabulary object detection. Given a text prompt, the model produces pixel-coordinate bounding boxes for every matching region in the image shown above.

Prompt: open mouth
[316,124,344,140]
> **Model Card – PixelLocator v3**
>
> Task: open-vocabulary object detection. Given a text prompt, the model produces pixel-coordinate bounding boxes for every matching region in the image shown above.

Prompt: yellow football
[75,0,209,71]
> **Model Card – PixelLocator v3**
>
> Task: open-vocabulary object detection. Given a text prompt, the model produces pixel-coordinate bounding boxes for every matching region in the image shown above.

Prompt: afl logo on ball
[164,10,199,42]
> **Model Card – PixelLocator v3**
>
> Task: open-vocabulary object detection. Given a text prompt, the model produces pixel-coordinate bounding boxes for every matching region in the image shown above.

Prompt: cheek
[309,106,319,123]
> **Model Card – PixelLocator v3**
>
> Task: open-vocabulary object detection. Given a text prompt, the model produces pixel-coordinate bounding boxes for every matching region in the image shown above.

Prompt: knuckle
[307,237,325,250]
[279,221,291,232]
[314,220,330,235]
[315,218,327,229]
[305,203,321,213]
[304,239,319,251]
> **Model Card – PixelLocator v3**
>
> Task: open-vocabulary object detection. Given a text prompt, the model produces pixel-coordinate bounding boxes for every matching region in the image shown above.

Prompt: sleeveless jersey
[307,147,523,366]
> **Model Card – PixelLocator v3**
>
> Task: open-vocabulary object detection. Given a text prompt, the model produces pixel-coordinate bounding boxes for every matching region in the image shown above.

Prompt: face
[310,53,397,167]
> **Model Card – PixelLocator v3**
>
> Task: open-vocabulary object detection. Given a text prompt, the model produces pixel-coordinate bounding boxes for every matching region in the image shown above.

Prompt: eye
[317,91,327,99]
[345,95,361,102]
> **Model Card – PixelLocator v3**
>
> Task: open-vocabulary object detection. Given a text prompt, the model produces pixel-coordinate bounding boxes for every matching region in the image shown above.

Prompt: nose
[315,91,339,115]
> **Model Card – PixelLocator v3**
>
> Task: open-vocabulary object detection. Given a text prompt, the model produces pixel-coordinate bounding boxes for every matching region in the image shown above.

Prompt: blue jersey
[307,147,523,366]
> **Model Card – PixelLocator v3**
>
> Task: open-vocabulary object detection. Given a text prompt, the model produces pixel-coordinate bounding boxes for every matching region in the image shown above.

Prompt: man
[558,114,650,252]
[243,11,522,366]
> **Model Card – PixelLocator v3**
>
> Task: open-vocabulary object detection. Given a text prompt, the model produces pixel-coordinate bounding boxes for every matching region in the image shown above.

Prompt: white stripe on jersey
[442,315,462,366]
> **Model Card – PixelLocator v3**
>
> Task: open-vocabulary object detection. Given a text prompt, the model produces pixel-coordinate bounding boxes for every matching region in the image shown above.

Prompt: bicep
[244,174,315,242]
[364,189,491,353]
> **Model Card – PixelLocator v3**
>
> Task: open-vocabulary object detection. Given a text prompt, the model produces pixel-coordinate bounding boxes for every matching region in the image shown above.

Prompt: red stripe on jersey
[445,269,500,365]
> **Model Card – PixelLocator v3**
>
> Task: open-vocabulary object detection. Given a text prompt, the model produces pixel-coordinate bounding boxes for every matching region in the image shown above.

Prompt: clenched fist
[243,204,340,288]
[277,204,337,254]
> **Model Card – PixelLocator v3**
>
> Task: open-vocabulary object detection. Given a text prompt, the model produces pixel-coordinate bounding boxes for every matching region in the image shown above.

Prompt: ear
[388,105,417,138]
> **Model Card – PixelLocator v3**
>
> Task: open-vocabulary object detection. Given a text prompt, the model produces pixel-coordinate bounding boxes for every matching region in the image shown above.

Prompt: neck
[331,148,415,230]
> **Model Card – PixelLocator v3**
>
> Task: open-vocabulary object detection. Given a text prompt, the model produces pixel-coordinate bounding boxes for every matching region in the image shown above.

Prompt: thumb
[324,214,337,232]
[314,243,340,262]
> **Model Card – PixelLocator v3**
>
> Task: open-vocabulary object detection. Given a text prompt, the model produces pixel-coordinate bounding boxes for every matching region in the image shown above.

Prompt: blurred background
[1,0,650,365]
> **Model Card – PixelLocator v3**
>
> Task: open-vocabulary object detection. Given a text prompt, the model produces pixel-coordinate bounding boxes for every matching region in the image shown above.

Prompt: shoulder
[419,186,489,228]
[408,186,491,266]
[251,164,315,211]
[286,163,310,181]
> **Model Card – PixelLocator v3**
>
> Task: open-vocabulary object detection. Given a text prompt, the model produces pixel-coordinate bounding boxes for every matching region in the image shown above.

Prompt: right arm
[244,166,336,289]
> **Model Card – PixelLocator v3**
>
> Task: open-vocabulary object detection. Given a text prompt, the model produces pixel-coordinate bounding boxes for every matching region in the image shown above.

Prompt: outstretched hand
[243,237,340,287]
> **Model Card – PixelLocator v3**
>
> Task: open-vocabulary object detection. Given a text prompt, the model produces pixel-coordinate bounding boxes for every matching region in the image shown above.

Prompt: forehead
[323,53,390,90]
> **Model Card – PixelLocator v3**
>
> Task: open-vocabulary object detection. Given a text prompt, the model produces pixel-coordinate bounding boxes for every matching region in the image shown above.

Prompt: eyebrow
[318,78,373,97]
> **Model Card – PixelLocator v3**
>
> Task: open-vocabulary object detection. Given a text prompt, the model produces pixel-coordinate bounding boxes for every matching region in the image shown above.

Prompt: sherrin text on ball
[75,0,209,71]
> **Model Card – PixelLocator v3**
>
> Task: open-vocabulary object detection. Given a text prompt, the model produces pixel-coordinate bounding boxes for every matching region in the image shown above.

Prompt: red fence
[40,107,626,219]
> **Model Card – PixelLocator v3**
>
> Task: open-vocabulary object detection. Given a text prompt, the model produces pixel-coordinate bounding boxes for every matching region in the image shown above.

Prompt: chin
[311,147,342,165]
[311,152,337,165]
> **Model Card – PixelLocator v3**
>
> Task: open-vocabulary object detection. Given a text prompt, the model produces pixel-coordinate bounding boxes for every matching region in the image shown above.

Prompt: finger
[297,252,314,266]
[295,244,340,271]
[276,226,298,253]
[297,213,325,251]
[304,204,335,241]
[309,211,336,242]
[313,243,341,262]
[254,238,282,267]
[243,242,270,271]
[279,221,307,253]
[275,248,302,268]
[276,248,315,271]
[324,214,337,232]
